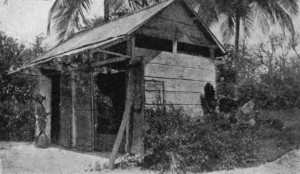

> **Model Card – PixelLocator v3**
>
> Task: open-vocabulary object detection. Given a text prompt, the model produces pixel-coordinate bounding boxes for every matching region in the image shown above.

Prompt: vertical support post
[71,71,77,148]
[210,47,217,92]
[125,35,135,153]
[90,71,95,151]
[210,47,215,59]
[108,70,134,170]
[104,0,110,22]
[173,40,178,53]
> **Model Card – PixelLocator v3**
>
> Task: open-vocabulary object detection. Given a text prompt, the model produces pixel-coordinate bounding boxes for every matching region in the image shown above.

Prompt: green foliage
[141,107,253,172]
[140,107,295,173]
[218,35,300,110]
[0,31,41,141]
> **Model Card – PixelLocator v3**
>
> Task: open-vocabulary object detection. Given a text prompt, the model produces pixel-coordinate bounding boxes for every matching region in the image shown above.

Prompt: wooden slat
[145,78,209,93]
[134,48,215,70]
[145,63,215,82]
[90,48,130,59]
[108,71,134,169]
[145,91,201,105]
[71,72,77,148]
[91,56,129,67]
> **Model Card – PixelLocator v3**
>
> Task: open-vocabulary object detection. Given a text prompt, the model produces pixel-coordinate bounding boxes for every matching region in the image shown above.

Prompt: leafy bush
[0,31,41,141]
[140,106,295,173]
[141,107,261,173]
[217,35,300,110]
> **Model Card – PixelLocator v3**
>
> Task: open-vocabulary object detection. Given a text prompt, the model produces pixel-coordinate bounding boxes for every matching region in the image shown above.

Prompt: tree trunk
[235,13,241,53]
[104,0,109,22]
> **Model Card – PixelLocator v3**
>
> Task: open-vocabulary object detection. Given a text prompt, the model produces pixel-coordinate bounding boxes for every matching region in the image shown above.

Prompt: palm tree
[189,0,298,52]
[47,0,161,42]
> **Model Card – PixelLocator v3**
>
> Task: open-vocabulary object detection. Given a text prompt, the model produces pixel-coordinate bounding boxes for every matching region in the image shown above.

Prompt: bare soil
[0,142,299,174]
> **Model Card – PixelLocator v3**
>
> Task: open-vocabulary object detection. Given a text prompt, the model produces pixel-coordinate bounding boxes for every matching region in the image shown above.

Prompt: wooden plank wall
[136,0,213,47]
[134,48,216,117]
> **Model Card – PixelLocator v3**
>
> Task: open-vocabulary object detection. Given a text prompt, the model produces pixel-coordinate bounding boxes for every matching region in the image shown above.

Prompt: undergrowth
[129,107,297,173]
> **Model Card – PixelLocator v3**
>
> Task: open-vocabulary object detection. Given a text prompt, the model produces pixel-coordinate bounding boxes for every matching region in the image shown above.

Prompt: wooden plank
[136,0,212,47]
[108,71,134,169]
[145,78,209,93]
[90,48,130,59]
[91,56,129,67]
[145,91,201,105]
[145,63,215,82]
[131,57,145,153]
[139,20,209,46]
[71,72,77,148]
[134,48,215,70]
[159,1,195,25]
[125,35,134,153]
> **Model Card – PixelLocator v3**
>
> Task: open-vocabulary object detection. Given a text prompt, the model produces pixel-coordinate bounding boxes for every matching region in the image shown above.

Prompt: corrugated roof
[33,0,175,64]
[11,0,227,74]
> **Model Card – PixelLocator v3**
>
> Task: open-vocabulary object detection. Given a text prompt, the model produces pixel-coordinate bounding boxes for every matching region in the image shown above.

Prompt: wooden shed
[13,0,226,158]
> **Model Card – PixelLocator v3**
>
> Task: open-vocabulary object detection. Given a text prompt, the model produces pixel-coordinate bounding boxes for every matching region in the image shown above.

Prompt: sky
[0,0,104,47]
[0,0,300,49]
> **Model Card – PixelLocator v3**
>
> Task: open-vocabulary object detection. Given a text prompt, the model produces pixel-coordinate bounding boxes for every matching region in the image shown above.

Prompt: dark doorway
[51,74,61,144]
[94,70,127,152]
[96,71,126,134]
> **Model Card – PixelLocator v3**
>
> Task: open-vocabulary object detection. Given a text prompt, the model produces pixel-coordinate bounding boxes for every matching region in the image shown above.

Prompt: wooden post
[173,40,178,53]
[125,35,135,153]
[108,69,134,169]
[104,0,110,22]
[71,71,77,148]
[210,47,215,59]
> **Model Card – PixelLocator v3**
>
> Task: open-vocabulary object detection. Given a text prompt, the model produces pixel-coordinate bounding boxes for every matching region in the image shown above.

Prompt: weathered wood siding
[134,48,216,117]
[136,0,213,47]
[130,58,145,153]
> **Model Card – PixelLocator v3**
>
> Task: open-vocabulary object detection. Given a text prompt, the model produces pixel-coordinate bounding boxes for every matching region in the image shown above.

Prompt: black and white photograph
[0,0,300,173]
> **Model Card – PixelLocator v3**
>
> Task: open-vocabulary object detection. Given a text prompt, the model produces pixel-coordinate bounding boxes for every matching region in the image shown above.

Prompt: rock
[36,133,49,148]
[247,118,256,126]
[240,100,255,114]
[236,100,256,126]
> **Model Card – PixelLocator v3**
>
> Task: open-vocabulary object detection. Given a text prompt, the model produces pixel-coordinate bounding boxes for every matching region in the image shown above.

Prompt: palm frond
[220,15,235,43]
[241,7,255,39]
[47,0,92,42]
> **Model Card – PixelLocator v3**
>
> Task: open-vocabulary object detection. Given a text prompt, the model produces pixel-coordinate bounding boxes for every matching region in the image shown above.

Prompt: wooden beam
[90,49,130,59]
[108,70,134,169]
[125,35,135,153]
[91,57,129,67]
[71,71,77,148]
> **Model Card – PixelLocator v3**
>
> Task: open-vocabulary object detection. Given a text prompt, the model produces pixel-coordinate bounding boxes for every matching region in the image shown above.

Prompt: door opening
[94,67,127,152]
[51,74,61,144]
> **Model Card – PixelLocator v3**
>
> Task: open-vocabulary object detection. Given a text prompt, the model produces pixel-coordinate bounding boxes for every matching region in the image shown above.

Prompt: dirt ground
[0,142,300,174]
